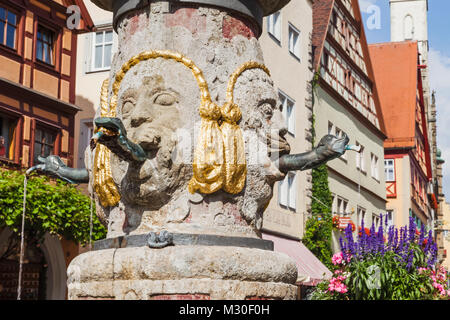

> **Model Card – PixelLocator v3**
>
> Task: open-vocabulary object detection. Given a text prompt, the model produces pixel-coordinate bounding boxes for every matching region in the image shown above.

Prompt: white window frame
[91,29,114,72]
[356,142,365,172]
[336,196,349,215]
[278,172,297,211]
[267,11,282,42]
[279,90,295,136]
[288,23,301,60]
[372,213,380,230]
[78,119,94,169]
[385,159,395,182]
[356,206,366,230]
[386,210,394,228]
[371,153,379,180]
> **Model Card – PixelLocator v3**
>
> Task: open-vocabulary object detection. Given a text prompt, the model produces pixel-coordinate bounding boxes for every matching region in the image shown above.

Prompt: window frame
[356,141,365,172]
[279,90,295,137]
[35,24,56,66]
[288,22,301,60]
[336,196,349,215]
[371,153,379,181]
[278,172,297,211]
[0,5,19,50]
[32,123,59,166]
[91,29,114,72]
[384,158,396,182]
[0,111,20,163]
[356,206,366,230]
[267,11,282,43]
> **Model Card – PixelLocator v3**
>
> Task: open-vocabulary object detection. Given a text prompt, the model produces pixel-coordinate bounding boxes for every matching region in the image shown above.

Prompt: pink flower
[332,252,344,265]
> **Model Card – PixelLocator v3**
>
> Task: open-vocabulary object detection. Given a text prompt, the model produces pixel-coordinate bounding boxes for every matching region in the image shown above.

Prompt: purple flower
[408,216,416,242]
[419,224,425,245]
[406,249,414,270]
[345,223,356,256]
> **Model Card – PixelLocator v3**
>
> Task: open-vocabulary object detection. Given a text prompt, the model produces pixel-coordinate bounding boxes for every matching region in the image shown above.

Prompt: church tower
[390,0,430,109]
[390,0,428,65]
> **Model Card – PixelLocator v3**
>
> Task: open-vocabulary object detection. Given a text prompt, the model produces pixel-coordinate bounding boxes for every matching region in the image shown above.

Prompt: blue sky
[358,0,450,200]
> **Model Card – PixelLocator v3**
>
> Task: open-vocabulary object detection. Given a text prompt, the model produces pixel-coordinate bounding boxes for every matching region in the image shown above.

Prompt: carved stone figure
[28,0,357,300]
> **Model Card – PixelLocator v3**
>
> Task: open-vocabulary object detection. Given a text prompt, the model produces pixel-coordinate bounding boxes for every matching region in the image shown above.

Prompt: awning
[262,233,332,286]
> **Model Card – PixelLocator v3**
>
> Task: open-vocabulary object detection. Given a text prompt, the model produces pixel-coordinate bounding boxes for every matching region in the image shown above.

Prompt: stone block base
[67,245,298,300]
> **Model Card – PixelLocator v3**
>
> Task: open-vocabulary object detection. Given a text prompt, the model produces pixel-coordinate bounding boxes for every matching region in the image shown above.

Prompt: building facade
[74,0,116,169]
[311,0,387,250]
[370,41,435,231]
[260,0,313,241]
[0,0,93,300]
[260,0,333,291]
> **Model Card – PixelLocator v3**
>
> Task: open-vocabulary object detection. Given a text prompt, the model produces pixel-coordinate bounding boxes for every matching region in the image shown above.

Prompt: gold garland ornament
[93,50,270,207]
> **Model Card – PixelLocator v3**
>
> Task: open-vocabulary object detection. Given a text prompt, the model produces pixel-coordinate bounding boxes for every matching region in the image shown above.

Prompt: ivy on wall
[0,168,106,246]
[302,74,334,269]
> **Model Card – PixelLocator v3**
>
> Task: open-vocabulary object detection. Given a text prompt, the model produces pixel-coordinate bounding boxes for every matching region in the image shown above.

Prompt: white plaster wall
[314,86,386,227]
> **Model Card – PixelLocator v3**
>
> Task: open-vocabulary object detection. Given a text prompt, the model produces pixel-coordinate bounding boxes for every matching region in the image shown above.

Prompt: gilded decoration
[93,50,271,207]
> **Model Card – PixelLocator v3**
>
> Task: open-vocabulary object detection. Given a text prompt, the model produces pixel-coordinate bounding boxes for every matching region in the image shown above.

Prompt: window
[372,213,380,230]
[0,6,17,49]
[385,159,395,182]
[386,210,394,228]
[33,127,56,165]
[36,26,55,65]
[279,91,295,136]
[288,23,300,59]
[0,114,18,160]
[356,142,365,172]
[78,120,94,169]
[267,11,281,42]
[92,30,113,71]
[371,153,379,180]
[336,197,349,215]
[356,207,366,229]
[278,172,297,211]
[404,15,414,40]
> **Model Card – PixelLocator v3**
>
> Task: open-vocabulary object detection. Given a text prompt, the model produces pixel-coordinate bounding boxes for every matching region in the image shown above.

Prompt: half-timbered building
[312,0,387,249]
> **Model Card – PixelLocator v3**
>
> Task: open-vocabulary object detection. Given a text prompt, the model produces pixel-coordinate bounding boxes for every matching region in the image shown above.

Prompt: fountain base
[67,245,298,300]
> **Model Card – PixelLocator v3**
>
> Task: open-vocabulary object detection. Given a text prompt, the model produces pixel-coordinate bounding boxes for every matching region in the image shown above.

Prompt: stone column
[68,0,298,300]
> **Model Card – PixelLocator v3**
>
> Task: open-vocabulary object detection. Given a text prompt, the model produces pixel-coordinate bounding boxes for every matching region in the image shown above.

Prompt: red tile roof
[368,41,419,149]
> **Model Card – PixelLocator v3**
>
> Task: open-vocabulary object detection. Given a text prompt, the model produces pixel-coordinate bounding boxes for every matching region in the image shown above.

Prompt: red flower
[358,226,371,237]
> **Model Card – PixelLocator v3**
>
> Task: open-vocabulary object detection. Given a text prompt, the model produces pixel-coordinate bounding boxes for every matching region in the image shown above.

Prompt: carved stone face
[99,5,293,235]
[115,75,189,208]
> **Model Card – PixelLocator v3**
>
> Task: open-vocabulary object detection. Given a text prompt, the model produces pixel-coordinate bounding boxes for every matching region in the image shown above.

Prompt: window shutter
[84,33,93,73]
[288,101,295,135]
[278,177,288,207]
[288,174,297,210]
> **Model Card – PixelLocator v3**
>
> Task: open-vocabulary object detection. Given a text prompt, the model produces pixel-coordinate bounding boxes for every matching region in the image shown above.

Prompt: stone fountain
[29,0,354,300]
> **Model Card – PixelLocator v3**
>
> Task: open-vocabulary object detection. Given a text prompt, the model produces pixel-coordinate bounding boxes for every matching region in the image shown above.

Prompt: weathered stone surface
[73,2,298,300]
[69,246,297,283]
[68,246,297,300]
[86,4,290,238]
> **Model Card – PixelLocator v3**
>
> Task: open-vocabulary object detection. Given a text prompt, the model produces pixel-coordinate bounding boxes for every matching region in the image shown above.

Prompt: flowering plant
[332,215,340,229]
[311,216,449,300]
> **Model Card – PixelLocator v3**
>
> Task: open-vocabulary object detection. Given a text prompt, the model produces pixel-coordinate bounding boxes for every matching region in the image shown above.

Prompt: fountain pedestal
[68,241,297,300]
[66,0,299,300]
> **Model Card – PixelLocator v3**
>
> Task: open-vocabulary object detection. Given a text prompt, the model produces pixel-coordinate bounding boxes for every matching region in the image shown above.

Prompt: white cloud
[429,48,450,199]
[359,0,378,12]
